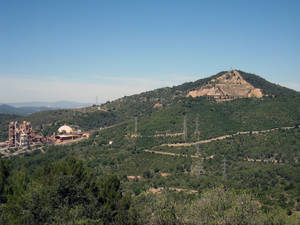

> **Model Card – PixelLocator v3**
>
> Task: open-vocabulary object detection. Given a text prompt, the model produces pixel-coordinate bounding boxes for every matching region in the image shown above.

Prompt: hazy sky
[1,0,299,103]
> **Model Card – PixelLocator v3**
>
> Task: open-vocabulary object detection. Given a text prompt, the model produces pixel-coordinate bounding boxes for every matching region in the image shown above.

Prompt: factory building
[8,121,44,147]
[6,122,88,149]
[58,125,74,134]
[55,124,83,143]
[9,121,34,147]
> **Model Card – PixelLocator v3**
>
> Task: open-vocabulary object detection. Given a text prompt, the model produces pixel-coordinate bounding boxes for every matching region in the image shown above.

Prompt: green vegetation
[0,158,138,225]
[1,157,299,224]
[3,126,299,218]
[134,186,299,225]
[1,70,300,224]
[239,70,299,97]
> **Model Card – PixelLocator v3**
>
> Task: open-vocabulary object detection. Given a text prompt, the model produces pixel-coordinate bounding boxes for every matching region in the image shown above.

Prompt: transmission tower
[96,96,98,105]
[222,157,227,181]
[183,115,187,142]
[134,116,138,134]
[196,143,200,155]
[195,144,205,176]
[194,115,199,135]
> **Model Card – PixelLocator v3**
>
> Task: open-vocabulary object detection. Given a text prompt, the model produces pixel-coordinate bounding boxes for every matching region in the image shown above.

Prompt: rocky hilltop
[187,70,264,101]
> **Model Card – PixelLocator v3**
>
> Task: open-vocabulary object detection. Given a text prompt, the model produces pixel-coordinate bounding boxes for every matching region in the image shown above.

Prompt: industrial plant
[0,121,89,157]
[9,121,45,147]
[55,124,89,143]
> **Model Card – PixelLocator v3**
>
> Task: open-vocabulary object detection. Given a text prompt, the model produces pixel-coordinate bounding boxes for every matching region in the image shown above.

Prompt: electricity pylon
[194,115,200,135]
[195,144,205,176]
[183,115,187,142]
[134,116,138,134]
[223,157,227,181]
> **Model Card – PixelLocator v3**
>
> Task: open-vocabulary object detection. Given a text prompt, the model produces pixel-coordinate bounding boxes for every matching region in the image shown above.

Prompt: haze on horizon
[1,0,299,103]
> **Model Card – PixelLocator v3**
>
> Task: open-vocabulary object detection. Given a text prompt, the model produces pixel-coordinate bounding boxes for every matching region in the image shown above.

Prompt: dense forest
[1,157,299,225]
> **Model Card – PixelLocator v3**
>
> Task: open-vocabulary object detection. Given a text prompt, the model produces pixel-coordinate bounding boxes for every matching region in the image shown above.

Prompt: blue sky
[1,0,299,103]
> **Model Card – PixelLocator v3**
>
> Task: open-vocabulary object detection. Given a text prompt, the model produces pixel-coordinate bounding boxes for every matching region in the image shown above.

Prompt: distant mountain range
[0,104,57,116]
[8,101,92,108]
[0,101,92,115]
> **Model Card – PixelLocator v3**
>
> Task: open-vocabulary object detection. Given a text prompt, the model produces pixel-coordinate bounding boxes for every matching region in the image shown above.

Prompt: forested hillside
[0,70,299,141]
[1,70,300,224]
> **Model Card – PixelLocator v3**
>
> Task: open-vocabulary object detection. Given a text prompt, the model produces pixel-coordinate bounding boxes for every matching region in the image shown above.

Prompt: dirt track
[162,125,297,147]
[143,149,214,159]
[142,125,298,160]
[148,187,198,194]
[144,149,197,158]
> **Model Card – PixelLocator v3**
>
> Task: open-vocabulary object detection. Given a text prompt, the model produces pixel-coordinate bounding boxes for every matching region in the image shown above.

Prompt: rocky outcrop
[153,103,163,108]
[187,70,264,101]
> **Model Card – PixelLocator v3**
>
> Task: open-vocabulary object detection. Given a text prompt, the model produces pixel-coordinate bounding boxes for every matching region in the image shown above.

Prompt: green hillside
[239,70,298,97]
[1,70,300,224]
[1,70,299,141]
[2,121,300,223]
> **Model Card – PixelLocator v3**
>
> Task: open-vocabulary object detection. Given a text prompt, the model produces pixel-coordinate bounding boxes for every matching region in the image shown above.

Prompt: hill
[0,70,299,140]
[95,70,299,121]
[1,70,300,223]
[0,104,57,116]
[9,100,91,109]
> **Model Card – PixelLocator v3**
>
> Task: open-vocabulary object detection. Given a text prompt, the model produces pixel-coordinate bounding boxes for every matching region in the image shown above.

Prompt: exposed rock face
[153,103,163,108]
[187,70,264,101]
